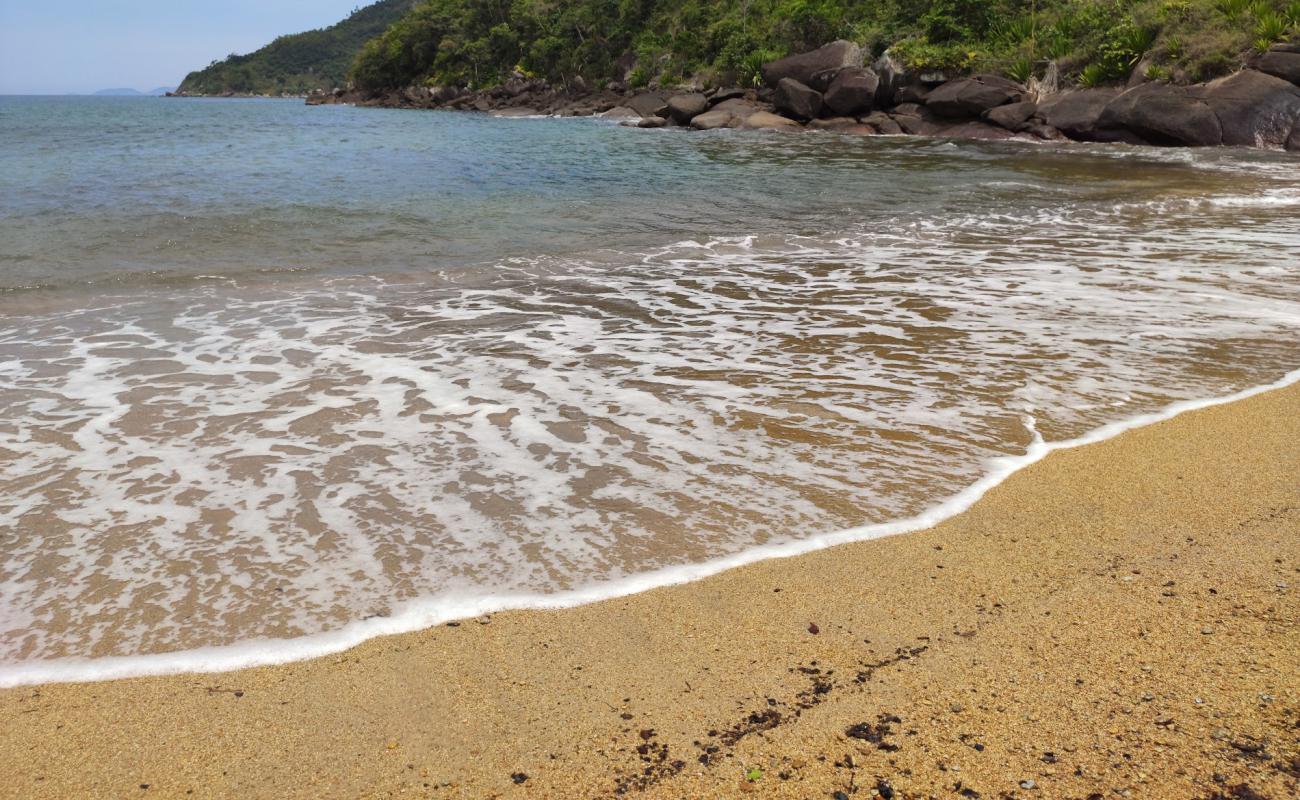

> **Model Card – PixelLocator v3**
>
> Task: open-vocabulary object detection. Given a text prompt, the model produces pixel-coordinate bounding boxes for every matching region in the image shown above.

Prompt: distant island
[93,88,174,97]
[175,0,413,96]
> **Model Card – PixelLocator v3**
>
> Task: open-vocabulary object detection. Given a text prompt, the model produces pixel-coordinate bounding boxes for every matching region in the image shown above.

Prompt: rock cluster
[308,40,1300,151]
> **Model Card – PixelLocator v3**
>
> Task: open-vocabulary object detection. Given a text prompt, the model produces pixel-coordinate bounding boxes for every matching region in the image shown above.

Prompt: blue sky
[0,1,368,94]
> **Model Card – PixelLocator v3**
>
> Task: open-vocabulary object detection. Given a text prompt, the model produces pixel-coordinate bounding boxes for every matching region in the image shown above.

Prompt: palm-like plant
[1079,63,1107,87]
[1256,10,1289,44]
[1006,57,1034,82]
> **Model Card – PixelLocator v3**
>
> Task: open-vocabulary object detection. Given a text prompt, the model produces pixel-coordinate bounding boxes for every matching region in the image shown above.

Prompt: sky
[0,1,369,94]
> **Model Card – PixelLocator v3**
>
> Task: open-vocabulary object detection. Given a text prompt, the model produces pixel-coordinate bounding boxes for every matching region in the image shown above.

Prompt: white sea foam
[2,366,1298,689]
[1,151,1299,685]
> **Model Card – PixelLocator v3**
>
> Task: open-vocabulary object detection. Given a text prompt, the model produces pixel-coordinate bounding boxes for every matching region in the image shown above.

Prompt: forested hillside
[350,0,1299,91]
[177,1,415,95]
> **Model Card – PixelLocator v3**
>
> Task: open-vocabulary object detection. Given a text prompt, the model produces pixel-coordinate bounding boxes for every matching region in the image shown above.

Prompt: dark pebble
[833,792,849,800]
[808,622,820,635]
[876,779,895,799]
[510,772,528,784]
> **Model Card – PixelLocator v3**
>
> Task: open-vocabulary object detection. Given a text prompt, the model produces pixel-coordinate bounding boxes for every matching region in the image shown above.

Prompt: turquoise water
[1,96,1299,680]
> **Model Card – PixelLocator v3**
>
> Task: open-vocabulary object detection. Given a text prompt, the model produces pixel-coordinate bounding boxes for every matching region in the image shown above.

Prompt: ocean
[1,95,1298,685]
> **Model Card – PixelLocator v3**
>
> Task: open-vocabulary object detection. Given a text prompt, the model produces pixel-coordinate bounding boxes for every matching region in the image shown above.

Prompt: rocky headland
[308,39,1300,151]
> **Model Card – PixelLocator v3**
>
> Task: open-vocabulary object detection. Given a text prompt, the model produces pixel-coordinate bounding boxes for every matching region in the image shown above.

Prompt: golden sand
[1,383,1297,799]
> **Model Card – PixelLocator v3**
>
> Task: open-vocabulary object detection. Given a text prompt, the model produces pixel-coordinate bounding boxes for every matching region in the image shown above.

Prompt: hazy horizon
[0,1,371,95]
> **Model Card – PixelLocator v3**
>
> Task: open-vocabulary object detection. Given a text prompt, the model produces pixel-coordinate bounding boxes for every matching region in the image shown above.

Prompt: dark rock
[824,67,879,116]
[598,105,640,119]
[1254,44,1300,87]
[707,87,747,106]
[690,109,735,130]
[872,50,949,107]
[926,75,1024,118]
[510,772,528,784]
[626,92,669,118]
[937,121,1016,141]
[890,105,944,136]
[1202,69,1300,148]
[1040,88,1122,141]
[1097,83,1222,146]
[897,85,930,104]
[636,116,668,128]
[807,117,860,130]
[431,86,460,104]
[860,111,903,135]
[1289,118,1300,151]
[666,93,708,123]
[740,111,802,131]
[1023,122,1066,141]
[984,101,1038,130]
[773,78,823,120]
[762,40,863,91]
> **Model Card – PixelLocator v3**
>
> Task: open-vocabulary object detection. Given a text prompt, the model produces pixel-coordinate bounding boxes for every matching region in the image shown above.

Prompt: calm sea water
[2,96,1299,681]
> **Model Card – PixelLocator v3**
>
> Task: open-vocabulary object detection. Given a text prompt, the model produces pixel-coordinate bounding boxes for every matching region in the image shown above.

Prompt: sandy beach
[2,381,1297,799]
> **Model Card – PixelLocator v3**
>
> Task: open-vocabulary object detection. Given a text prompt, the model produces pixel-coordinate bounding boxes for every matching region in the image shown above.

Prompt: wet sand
[1,382,1297,799]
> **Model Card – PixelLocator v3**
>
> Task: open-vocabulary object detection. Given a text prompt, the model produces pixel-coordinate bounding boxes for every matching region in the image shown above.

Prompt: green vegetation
[178,1,415,95]
[349,0,1299,93]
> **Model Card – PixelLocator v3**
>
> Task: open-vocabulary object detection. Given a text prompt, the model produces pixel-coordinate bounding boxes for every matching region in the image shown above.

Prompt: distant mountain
[91,87,174,97]
[177,0,414,96]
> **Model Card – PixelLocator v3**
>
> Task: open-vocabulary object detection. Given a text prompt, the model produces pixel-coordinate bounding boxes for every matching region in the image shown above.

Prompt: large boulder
[598,105,640,119]
[824,67,879,116]
[984,101,1038,131]
[1097,83,1221,146]
[707,87,748,106]
[666,93,708,124]
[773,78,823,120]
[761,40,863,91]
[807,116,860,130]
[690,109,736,130]
[889,103,945,136]
[1253,42,1300,87]
[740,111,802,131]
[925,75,1024,118]
[937,120,1017,141]
[1202,69,1300,149]
[626,92,669,118]
[860,111,903,135]
[1290,118,1300,151]
[1039,88,1122,141]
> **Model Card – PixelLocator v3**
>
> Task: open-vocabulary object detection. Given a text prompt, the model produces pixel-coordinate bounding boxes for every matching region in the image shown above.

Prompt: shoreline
[2,377,1297,798]
[3,368,1297,691]
[299,40,1300,151]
